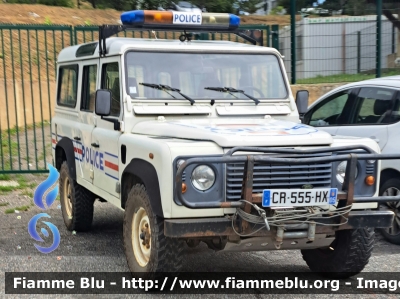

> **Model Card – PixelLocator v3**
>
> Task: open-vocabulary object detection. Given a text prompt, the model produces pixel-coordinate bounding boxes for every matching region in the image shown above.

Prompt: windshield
[125,52,288,101]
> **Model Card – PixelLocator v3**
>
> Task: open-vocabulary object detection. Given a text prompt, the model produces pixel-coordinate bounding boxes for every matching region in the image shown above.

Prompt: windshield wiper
[140,83,195,105]
[204,87,260,105]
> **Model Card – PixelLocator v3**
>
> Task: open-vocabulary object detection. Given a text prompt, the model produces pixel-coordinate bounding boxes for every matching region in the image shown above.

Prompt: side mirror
[295,90,309,123]
[95,90,111,117]
[296,90,309,114]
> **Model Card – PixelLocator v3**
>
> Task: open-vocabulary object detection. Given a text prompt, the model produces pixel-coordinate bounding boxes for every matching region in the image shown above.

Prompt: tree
[380,1,400,62]
[277,0,316,12]
[240,0,264,14]
[191,0,235,13]
[321,0,368,15]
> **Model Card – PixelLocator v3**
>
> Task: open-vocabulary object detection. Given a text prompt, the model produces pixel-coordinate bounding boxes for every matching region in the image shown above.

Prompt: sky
[313,0,326,7]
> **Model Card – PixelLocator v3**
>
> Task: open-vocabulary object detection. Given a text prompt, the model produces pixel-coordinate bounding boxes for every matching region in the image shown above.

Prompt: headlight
[191,165,215,191]
[336,161,358,184]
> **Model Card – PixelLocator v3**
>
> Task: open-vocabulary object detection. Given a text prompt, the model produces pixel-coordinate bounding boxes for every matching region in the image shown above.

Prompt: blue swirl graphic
[33,164,60,210]
[28,213,60,253]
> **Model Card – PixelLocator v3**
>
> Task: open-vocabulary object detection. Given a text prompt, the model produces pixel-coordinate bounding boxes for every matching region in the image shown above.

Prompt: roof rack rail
[98,24,263,57]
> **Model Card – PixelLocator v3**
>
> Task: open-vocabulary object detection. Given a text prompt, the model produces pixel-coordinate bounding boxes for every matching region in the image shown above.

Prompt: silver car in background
[304,76,400,244]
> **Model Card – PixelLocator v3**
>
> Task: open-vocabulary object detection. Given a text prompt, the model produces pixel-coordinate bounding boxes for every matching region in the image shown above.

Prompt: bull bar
[175,145,400,209]
[168,145,400,238]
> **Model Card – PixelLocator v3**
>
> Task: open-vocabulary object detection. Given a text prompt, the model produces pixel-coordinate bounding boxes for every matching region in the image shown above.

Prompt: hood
[132,118,333,147]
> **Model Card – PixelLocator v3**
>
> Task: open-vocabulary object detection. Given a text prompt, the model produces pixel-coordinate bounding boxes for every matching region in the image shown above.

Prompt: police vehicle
[52,10,400,277]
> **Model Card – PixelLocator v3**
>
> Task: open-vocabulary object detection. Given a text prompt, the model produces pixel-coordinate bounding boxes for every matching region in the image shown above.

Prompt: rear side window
[57,65,78,108]
[353,87,396,124]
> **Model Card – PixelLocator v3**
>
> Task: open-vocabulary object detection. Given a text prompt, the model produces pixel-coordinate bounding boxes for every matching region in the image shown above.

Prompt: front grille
[226,160,333,201]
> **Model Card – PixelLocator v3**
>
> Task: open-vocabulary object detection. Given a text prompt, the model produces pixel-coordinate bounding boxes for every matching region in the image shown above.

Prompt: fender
[122,159,163,217]
[55,137,76,180]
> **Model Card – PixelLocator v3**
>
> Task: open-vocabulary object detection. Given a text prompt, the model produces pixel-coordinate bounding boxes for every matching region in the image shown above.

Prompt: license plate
[262,188,338,207]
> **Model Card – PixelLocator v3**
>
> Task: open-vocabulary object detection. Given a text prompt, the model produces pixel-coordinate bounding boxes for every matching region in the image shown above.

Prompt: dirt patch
[0,4,296,26]
[0,4,121,26]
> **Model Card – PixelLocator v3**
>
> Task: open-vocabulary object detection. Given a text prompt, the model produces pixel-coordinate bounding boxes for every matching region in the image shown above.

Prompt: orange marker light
[182,183,187,194]
[365,176,375,186]
[144,10,173,24]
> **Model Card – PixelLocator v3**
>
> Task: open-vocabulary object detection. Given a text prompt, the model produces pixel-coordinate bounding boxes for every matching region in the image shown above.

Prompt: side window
[306,90,352,126]
[57,65,78,108]
[101,62,120,117]
[81,65,97,112]
[353,87,395,124]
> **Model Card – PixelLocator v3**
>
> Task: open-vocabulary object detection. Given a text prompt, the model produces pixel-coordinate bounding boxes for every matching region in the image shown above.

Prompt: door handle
[73,136,81,141]
[91,143,99,148]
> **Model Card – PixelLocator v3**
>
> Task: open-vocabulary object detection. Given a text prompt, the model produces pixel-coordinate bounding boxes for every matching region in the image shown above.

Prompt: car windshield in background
[178,1,197,8]
[125,52,288,101]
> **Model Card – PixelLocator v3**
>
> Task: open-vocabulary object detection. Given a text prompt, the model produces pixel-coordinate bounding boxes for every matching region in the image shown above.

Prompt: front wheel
[301,228,374,279]
[379,178,400,244]
[123,184,185,276]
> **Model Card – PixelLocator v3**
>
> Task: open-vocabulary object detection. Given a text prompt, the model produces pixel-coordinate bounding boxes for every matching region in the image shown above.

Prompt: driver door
[91,59,122,198]
[304,88,356,136]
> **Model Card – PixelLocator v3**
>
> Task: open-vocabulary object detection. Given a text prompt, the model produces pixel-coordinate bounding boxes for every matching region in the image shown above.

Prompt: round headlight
[191,165,215,191]
[336,161,358,184]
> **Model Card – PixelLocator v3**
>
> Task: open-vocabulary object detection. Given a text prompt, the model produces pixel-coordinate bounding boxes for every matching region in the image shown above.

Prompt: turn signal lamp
[365,176,375,186]
[120,10,240,29]
[182,183,187,194]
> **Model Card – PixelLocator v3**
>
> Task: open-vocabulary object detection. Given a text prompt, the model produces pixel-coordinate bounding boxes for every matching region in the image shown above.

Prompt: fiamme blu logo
[28,164,61,253]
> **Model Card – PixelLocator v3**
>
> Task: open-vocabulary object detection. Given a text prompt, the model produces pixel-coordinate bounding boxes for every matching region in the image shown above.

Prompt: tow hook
[274,222,317,248]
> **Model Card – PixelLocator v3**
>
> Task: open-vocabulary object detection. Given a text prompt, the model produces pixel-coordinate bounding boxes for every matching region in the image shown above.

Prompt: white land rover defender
[52,10,400,278]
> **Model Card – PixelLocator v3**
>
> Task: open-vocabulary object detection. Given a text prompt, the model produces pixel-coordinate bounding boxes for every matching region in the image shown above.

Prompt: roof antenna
[151,30,158,39]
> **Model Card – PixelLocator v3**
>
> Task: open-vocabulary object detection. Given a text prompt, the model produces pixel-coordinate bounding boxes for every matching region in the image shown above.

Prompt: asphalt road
[1,198,400,299]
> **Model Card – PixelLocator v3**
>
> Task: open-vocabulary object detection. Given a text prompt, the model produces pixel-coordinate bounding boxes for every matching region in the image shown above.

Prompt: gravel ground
[1,187,400,299]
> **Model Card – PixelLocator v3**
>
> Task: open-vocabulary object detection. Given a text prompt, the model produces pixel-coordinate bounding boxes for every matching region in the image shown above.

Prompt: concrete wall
[0,80,344,130]
[0,80,56,131]
[290,83,345,105]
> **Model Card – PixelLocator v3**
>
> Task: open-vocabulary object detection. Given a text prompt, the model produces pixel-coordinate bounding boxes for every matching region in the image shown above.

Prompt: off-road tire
[123,184,184,277]
[379,178,400,245]
[301,228,374,279]
[59,161,96,231]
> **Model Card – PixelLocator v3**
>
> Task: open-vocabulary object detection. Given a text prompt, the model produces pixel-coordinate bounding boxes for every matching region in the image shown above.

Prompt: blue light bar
[229,14,240,27]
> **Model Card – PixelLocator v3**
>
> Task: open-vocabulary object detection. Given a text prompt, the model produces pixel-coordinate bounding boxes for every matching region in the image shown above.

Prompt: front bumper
[175,145,400,209]
[173,145,400,236]
[164,210,394,238]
